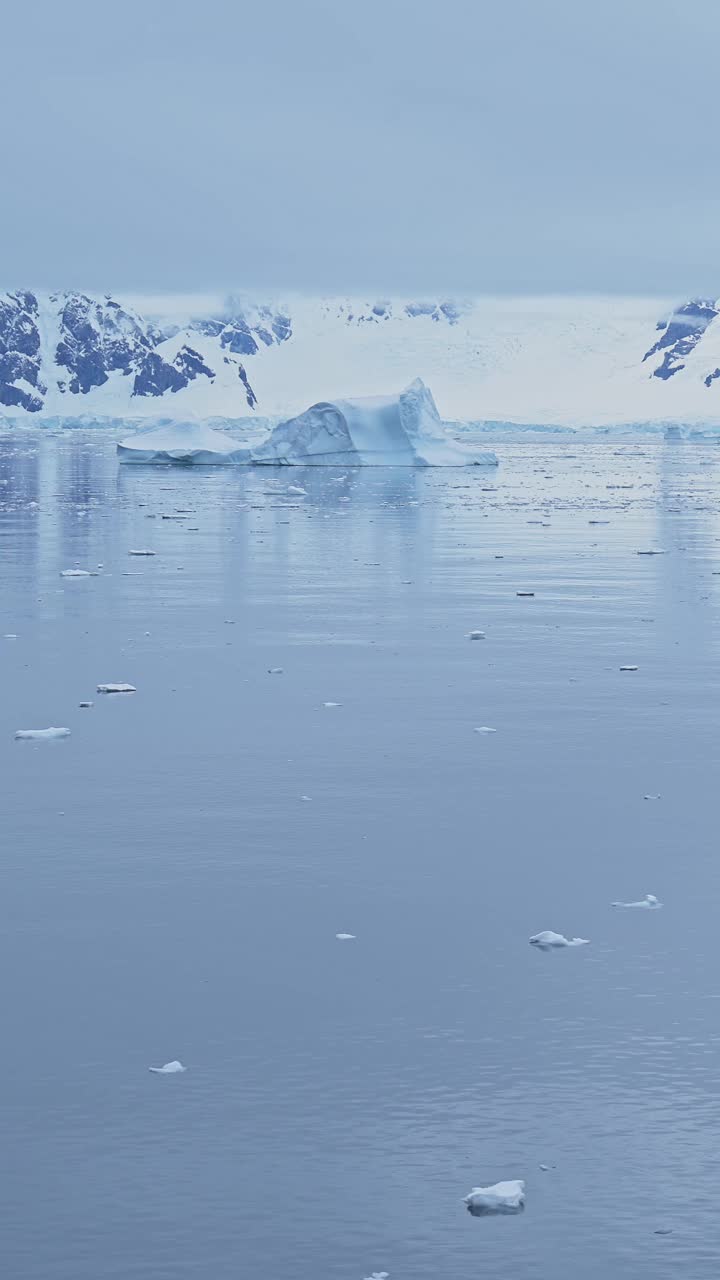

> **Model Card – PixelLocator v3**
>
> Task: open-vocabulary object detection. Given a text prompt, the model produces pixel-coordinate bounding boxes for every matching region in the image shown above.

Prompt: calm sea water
[1,433,720,1279]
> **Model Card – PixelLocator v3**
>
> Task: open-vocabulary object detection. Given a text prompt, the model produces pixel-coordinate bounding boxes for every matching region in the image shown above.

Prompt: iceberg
[148,1060,186,1074]
[116,382,498,467]
[249,380,497,467]
[529,931,589,949]
[464,1180,525,1215]
[117,420,245,465]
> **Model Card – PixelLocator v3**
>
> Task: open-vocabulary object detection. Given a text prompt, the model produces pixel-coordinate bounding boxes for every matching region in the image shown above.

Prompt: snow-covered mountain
[3,290,720,428]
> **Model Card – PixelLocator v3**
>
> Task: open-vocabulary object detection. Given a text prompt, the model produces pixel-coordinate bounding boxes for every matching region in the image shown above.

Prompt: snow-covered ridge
[3,291,720,427]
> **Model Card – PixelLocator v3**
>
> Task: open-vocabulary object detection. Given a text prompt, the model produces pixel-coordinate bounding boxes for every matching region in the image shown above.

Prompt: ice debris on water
[60,569,91,578]
[363,1273,389,1279]
[79,701,94,709]
[14,732,70,742]
[637,550,665,556]
[612,894,662,910]
[267,667,284,674]
[3,633,17,639]
[464,1180,525,1215]
[148,1060,186,1074]
[97,683,136,694]
[620,665,639,671]
[530,931,589,949]
[644,794,661,800]
[323,701,342,707]
[517,591,535,597]
[474,726,496,734]
[336,933,356,940]
[468,630,486,640]
[128,549,156,556]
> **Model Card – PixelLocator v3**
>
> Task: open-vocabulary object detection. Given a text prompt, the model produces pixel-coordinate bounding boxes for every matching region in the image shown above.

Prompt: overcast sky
[2,0,718,296]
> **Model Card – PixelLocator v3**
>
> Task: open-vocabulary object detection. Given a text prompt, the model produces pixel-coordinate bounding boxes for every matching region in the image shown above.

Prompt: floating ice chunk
[530,931,589,949]
[3,633,17,639]
[97,683,136,694]
[363,1273,389,1279]
[620,665,639,671]
[148,1060,186,1074]
[60,568,91,578]
[516,591,535,597]
[268,667,284,674]
[323,701,342,707]
[644,794,661,800]
[128,549,156,556]
[474,726,496,734]
[249,380,498,468]
[336,933,356,940]
[15,727,71,740]
[637,550,665,556]
[464,1180,525,1215]
[468,630,486,640]
[287,484,307,495]
[612,894,662,909]
[79,701,94,709]
[300,795,312,801]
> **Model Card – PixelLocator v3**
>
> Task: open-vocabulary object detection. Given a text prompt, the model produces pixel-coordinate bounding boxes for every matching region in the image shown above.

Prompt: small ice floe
[300,795,312,802]
[148,1060,186,1074]
[128,549,156,556]
[60,568,91,578]
[654,1229,673,1236]
[3,633,17,639]
[468,629,485,640]
[612,894,662,910]
[97,683,137,694]
[15,727,71,741]
[464,1180,525,1215]
[474,726,496,734]
[516,591,535,597]
[530,931,589,949]
[323,701,342,708]
[620,665,639,672]
[79,701,94,709]
[363,1273,389,1279]
[589,520,610,525]
[637,549,665,556]
[644,794,661,801]
[267,667,284,674]
[336,933,356,940]
[287,485,307,495]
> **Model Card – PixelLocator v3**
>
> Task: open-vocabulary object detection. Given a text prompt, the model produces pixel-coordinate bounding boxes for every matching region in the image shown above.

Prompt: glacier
[117,381,499,467]
[4,290,720,431]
